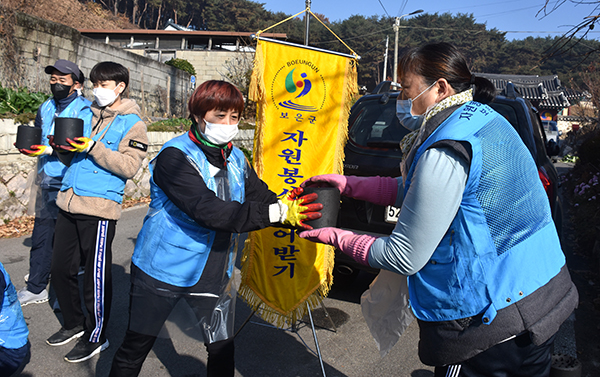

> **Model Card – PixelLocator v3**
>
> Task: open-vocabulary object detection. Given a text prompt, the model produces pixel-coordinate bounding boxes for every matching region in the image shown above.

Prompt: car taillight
[538,167,553,203]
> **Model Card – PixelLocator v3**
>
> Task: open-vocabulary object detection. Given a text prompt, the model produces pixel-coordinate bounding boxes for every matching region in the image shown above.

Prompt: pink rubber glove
[299,227,377,266]
[301,174,347,192]
[301,175,398,206]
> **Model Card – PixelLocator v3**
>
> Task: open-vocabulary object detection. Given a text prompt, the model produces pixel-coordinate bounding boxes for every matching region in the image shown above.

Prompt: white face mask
[202,119,239,145]
[93,86,120,107]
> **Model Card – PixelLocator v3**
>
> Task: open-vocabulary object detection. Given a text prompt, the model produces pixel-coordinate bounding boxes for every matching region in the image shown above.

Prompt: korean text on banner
[239,39,358,327]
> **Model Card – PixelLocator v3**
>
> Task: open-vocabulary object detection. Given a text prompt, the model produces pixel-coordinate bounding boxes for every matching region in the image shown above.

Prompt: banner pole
[251,36,360,60]
[307,302,327,377]
[304,0,311,45]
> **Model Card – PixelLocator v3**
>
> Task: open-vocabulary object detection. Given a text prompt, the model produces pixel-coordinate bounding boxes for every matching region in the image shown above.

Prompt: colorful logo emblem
[279,69,315,111]
[271,64,326,113]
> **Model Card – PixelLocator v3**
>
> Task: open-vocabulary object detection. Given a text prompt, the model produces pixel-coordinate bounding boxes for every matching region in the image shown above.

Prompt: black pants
[434,332,555,377]
[109,282,234,377]
[51,210,115,343]
[0,341,30,377]
[27,187,59,294]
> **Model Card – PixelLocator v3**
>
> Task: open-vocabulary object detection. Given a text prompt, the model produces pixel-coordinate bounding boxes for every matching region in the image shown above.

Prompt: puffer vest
[60,113,141,203]
[405,101,565,324]
[131,134,246,287]
[37,96,92,178]
[0,263,29,349]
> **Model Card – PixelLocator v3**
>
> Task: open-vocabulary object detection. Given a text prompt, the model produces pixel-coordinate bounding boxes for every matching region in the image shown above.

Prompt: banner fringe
[335,59,359,174]
[240,235,336,328]
[249,42,267,177]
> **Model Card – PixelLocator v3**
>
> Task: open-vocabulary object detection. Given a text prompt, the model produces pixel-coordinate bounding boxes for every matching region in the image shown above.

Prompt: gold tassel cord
[308,10,358,59]
[254,8,359,59]
[255,8,309,38]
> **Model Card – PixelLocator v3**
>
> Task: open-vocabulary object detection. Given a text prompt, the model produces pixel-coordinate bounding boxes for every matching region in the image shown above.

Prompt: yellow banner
[239,39,358,326]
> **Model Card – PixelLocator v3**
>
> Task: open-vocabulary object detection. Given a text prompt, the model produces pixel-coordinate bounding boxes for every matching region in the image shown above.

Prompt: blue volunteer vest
[405,101,565,324]
[131,134,246,287]
[37,96,92,178]
[60,113,141,203]
[0,263,29,349]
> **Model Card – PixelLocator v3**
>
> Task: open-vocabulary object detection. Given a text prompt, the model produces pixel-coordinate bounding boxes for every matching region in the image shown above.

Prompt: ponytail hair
[398,42,497,104]
[471,75,496,104]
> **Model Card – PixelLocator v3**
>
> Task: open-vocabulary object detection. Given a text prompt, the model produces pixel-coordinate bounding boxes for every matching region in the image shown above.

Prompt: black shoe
[46,326,85,346]
[64,337,109,363]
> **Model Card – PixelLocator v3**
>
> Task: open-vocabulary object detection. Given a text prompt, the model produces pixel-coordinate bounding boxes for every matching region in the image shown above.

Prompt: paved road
[3,167,583,377]
[2,205,434,377]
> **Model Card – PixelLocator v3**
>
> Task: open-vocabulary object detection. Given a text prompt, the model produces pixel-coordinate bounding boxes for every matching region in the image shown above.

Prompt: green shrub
[165,58,196,76]
[239,146,253,165]
[0,84,49,118]
[577,131,600,166]
[147,118,191,132]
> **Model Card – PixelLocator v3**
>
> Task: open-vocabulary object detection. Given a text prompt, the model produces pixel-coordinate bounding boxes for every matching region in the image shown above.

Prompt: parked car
[542,120,562,161]
[333,81,563,284]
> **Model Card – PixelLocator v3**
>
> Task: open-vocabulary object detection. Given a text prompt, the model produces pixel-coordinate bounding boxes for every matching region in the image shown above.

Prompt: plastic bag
[360,269,414,357]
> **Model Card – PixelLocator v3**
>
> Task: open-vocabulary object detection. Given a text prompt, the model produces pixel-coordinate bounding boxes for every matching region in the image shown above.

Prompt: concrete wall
[2,11,192,118]
[128,49,254,86]
[178,50,253,84]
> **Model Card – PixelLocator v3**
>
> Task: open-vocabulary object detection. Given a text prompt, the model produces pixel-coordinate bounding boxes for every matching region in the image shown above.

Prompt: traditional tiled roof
[475,73,584,109]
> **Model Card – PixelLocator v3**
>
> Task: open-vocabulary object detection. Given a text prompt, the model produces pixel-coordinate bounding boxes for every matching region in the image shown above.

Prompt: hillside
[3,0,136,30]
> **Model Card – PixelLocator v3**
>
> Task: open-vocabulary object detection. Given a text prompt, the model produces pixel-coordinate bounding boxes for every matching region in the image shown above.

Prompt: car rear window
[348,97,410,149]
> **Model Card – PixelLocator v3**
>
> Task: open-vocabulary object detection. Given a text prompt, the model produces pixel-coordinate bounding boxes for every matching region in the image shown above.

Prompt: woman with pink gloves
[299,42,577,377]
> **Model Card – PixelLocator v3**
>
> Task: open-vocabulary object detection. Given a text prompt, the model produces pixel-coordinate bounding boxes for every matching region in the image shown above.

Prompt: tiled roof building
[475,73,583,110]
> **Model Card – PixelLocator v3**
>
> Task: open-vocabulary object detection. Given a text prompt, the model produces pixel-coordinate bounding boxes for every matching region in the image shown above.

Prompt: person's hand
[301,175,398,206]
[66,137,95,153]
[48,135,72,152]
[15,144,52,157]
[299,227,377,265]
[300,174,347,194]
[279,187,323,230]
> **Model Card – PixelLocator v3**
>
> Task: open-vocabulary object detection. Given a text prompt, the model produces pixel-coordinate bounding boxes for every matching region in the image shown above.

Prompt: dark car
[333,81,563,283]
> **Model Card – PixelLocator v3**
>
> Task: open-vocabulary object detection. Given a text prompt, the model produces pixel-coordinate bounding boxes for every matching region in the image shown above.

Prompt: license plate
[385,205,401,223]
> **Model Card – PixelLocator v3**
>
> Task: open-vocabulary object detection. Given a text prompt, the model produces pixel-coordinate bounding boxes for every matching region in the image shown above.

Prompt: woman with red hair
[109,80,321,377]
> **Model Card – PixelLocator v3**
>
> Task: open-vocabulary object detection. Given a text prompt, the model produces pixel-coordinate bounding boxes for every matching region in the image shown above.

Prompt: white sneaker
[17,287,49,306]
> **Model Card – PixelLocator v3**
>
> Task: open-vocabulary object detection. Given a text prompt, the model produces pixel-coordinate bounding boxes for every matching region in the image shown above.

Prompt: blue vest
[37,96,92,178]
[60,113,141,204]
[405,102,565,324]
[0,263,29,349]
[131,134,246,287]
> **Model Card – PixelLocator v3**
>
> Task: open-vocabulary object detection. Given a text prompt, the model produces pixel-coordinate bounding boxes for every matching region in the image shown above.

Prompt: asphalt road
[3,163,589,376]
[2,205,434,377]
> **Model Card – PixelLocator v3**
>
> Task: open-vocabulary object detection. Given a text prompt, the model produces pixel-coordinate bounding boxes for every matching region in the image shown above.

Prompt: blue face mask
[396,81,437,131]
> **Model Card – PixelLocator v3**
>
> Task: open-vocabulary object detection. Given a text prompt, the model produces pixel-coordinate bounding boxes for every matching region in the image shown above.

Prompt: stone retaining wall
[0,119,255,222]
[1,11,191,118]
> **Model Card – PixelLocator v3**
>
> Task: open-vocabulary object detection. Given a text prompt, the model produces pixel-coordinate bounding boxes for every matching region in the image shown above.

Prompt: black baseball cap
[45,59,81,78]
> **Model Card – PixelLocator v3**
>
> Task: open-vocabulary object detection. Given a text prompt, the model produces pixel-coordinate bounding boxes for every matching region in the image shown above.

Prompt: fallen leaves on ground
[0,196,151,239]
[0,216,35,239]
